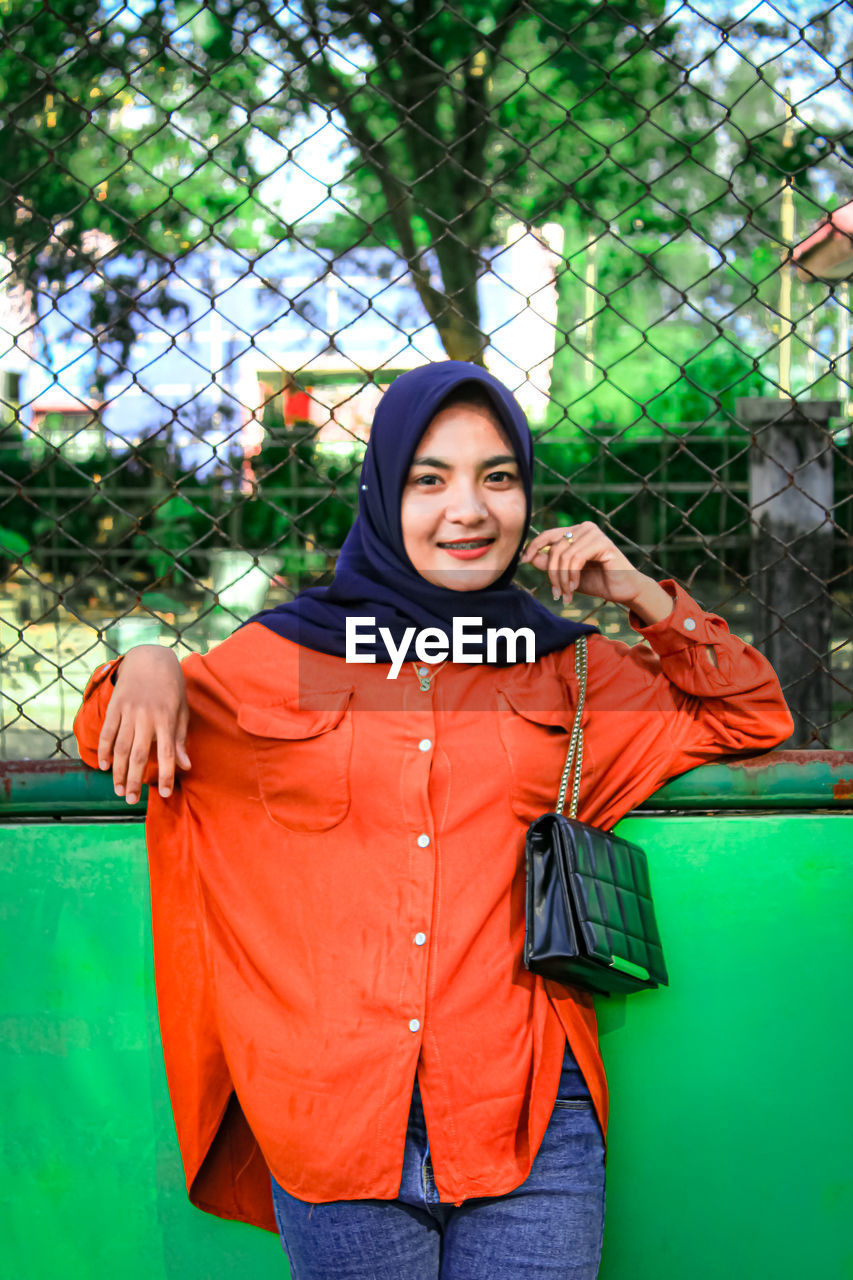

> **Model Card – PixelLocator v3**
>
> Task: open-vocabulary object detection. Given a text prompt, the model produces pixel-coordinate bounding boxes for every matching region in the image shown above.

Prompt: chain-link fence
[1,0,851,756]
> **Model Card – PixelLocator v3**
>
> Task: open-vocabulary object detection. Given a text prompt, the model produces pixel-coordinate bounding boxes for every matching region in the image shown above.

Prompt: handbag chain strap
[555,635,588,819]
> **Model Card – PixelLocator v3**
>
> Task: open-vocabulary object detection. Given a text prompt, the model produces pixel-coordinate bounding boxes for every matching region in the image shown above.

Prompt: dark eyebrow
[410,455,451,469]
[408,454,518,470]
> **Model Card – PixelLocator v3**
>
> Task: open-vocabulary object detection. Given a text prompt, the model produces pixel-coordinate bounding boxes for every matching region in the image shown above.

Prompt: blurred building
[0,229,561,466]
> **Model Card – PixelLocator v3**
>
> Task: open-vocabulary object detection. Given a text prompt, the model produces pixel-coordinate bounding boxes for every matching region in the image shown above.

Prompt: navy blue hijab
[247,362,597,664]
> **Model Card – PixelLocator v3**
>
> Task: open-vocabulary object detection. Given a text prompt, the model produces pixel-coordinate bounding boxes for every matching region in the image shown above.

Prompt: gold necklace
[412,659,448,691]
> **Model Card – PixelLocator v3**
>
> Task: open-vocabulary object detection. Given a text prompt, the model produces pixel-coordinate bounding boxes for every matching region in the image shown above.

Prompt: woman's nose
[444,482,488,524]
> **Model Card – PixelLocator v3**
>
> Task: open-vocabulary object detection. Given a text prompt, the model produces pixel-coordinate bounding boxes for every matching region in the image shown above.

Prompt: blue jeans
[270,1045,605,1279]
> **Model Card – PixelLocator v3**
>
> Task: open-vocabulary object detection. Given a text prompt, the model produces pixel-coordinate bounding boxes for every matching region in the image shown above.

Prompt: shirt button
[414,932,427,946]
[408,1018,421,1033]
[417,666,430,677]
[418,738,432,752]
[683,617,697,631]
[417,834,430,848]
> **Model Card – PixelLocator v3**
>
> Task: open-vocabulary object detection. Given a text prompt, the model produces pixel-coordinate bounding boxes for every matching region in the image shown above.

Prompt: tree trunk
[431,309,487,364]
[423,234,487,364]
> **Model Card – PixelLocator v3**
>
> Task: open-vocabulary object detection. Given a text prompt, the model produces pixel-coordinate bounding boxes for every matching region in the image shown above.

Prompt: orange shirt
[73,580,793,1230]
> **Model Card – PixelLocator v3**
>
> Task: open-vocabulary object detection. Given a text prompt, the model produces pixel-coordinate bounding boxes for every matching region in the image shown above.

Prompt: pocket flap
[497,678,572,729]
[237,688,353,740]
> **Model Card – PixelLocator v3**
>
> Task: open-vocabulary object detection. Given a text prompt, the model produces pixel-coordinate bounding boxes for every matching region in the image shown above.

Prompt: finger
[559,539,589,598]
[550,546,578,602]
[110,718,136,795]
[559,549,581,602]
[124,727,154,805]
[552,527,596,601]
[155,715,177,798]
[563,527,619,599]
[175,706,191,772]
[530,537,576,599]
[556,549,572,601]
[521,528,573,563]
[550,548,567,600]
[526,532,577,597]
[97,699,121,770]
[528,539,561,597]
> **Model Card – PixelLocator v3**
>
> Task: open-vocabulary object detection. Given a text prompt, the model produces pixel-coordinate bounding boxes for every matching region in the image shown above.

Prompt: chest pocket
[237,688,353,832]
[496,680,576,823]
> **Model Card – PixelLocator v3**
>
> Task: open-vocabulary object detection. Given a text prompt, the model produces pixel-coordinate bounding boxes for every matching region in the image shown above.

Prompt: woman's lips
[437,537,496,561]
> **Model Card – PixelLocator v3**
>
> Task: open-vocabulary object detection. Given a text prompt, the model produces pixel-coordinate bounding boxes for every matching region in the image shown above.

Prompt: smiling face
[400,402,527,591]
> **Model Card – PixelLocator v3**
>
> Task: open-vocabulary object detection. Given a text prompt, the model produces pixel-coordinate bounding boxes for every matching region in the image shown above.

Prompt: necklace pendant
[414,663,433,691]
[414,661,446,692]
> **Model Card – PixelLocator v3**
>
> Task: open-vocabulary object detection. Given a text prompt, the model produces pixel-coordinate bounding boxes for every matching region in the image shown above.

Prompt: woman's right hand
[97,645,191,804]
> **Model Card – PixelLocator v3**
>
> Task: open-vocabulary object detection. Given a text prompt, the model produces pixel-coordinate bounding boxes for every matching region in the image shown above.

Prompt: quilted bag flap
[561,816,668,987]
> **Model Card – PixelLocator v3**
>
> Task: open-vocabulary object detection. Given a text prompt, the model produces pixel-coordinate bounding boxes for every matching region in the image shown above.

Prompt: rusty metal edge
[1,751,852,816]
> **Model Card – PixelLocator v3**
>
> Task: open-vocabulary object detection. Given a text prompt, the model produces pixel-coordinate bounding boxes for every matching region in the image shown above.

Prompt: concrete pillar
[737,397,838,747]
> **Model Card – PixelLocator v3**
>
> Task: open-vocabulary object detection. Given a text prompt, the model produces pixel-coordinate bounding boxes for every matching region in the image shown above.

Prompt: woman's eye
[486,470,518,483]
[411,473,442,487]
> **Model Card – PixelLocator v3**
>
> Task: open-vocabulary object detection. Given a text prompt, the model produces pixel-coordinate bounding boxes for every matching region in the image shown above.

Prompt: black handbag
[523,636,669,996]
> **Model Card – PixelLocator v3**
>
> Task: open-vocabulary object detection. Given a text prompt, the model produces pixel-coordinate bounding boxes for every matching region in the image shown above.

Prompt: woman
[74,361,793,1279]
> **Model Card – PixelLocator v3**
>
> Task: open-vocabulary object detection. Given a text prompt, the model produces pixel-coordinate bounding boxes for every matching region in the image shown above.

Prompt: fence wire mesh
[1,0,851,756]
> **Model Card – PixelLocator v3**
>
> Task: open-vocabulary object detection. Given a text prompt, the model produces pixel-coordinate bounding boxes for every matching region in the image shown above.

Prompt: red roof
[793,199,853,281]
[30,395,101,416]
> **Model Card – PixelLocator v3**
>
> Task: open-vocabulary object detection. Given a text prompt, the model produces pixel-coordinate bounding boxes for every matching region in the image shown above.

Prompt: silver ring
[563,529,574,541]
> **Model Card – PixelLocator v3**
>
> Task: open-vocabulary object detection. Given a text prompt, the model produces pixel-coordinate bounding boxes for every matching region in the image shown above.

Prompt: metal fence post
[738,397,839,747]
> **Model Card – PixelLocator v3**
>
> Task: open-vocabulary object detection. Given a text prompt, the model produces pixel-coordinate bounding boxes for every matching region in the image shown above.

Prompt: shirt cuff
[628,580,720,653]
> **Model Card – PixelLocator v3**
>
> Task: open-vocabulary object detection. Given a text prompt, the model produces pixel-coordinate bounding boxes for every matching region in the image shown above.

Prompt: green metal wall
[2,764,852,1278]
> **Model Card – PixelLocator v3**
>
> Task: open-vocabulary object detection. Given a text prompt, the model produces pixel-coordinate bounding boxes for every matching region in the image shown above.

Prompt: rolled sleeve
[626,579,772,700]
[628,580,720,650]
[570,580,795,826]
[73,656,124,765]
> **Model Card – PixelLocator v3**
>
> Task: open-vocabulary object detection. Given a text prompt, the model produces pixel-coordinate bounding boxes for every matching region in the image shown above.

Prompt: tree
[543,22,846,438]
[0,0,724,374]
[0,0,277,363]
[233,0,678,362]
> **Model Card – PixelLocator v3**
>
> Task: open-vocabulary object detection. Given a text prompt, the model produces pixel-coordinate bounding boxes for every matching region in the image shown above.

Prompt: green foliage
[3,0,850,601]
[532,422,754,583]
[299,0,679,359]
[132,495,200,585]
[4,0,846,387]
[0,524,30,575]
[543,51,847,435]
[245,413,359,561]
[0,408,361,594]
[0,0,280,360]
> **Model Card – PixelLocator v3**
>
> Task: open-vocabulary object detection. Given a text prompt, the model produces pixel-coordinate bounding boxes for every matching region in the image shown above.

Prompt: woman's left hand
[520,522,669,618]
